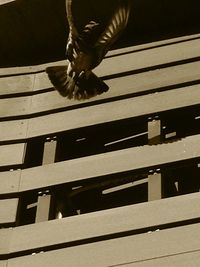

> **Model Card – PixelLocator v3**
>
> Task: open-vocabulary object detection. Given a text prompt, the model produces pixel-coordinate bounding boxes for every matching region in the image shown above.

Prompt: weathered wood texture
[6,223,200,267]
[0,134,200,194]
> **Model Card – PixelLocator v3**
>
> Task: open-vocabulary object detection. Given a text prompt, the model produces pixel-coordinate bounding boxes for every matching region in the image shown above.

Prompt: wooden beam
[1,84,200,143]
[1,33,200,77]
[17,133,200,193]
[1,60,200,118]
[0,120,28,143]
[7,223,200,267]
[34,137,57,223]
[0,134,200,195]
[148,117,161,145]
[148,171,162,201]
[0,0,15,5]
[95,37,200,77]
[35,192,51,223]
[0,170,20,195]
[0,198,19,225]
[42,137,57,165]
[0,143,26,167]
[5,192,200,256]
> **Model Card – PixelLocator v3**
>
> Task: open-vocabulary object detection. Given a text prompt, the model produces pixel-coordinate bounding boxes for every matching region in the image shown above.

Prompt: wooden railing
[0,34,200,266]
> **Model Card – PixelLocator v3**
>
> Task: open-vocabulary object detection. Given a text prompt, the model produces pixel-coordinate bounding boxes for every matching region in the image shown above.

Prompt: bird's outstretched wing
[94,0,130,62]
[46,0,130,100]
[66,0,78,39]
[66,0,80,61]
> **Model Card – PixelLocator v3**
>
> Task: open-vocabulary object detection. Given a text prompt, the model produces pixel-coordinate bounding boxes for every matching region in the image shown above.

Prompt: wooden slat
[0,60,67,78]
[0,120,28,143]
[34,138,56,223]
[0,0,15,5]
[0,143,26,167]
[7,192,200,256]
[0,74,35,96]
[1,33,200,78]
[95,37,200,77]
[35,194,51,223]
[112,251,200,266]
[1,34,200,99]
[25,84,200,139]
[2,60,200,119]
[0,198,18,224]
[7,223,200,267]
[0,133,198,194]
[0,171,20,195]
[1,84,200,142]
[0,96,31,119]
[106,33,200,58]
[0,261,8,267]
[148,172,162,201]
[0,229,12,255]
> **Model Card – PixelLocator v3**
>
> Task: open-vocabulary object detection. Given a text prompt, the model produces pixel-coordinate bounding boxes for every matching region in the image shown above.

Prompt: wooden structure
[1,1,200,266]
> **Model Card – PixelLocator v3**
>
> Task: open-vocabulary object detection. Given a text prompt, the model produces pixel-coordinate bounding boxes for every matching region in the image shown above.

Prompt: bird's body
[46,0,131,100]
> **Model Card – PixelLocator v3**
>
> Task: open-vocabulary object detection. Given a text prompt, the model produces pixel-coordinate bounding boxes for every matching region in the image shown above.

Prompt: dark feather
[46,65,74,98]
[46,66,109,100]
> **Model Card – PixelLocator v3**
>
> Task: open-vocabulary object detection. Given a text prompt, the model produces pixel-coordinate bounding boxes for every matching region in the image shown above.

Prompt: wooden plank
[42,138,57,165]
[2,60,200,118]
[148,172,162,201]
[112,251,200,266]
[106,33,200,58]
[0,143,26,167]
[0,0,15,5]
[35,194,51,223]
[0,60,67,78]
[148,119,161,145]
[0,261,8,267]
[0,120,28,143]
[34,138,56,223]
[0,97,31,119]
[0,133,200,195]
[17,133,200,192]
[7,223,200,267]
[8,192,200,255]
[22,85,200,140]
[1,33,200,77]
[0,198,18,224]
[95,38,200,77]
[0,74,35,96]
[0,170,20,195]
[0,229,12,255]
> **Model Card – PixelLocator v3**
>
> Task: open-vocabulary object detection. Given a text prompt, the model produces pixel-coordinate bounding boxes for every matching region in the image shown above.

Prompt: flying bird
[46,0,130,100]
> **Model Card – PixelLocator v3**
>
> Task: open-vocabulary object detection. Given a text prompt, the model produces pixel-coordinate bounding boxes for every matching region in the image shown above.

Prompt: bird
[46,0,131,100]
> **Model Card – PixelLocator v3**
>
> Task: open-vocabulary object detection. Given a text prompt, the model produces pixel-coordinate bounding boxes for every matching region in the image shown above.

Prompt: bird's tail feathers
[75,71,109,100]
[46,66,109,100]
[46,65,75,98]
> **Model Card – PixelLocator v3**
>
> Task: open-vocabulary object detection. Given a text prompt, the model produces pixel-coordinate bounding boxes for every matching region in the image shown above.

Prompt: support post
[148,169,162,201]
[35,191,51,223]
[42,136,57,165]
[148,116,161,145]
[35,136,57,223]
